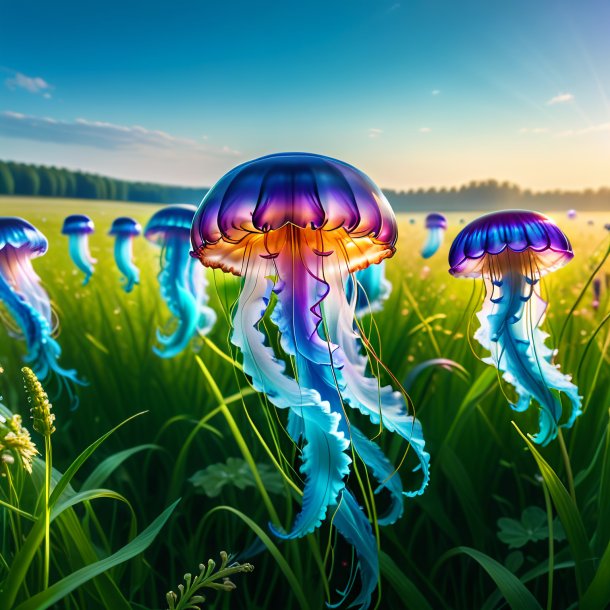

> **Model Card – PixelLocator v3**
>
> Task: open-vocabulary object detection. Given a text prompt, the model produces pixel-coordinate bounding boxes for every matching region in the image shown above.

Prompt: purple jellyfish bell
[449,210,582,445]
[145,205,216,358]
[421,212,447,259]
[109,217,141,293]
[61,214,96,285]
[567,209,577,219]
[192,152,429,610]
[0,217,83,404]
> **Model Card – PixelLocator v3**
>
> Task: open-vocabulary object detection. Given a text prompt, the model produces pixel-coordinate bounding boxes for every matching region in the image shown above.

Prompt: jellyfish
[567,209,577,219]
[421,212,447,259]
[448,210,582,445]
[191,152,429,609]
[109,217,141,293]
[145,205,216,358]
[61,214,96,285]
[0,217,82,394]
[346,260,392,316]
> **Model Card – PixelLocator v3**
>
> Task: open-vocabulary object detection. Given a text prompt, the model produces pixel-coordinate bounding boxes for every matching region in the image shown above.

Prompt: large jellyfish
[191,152,429,609]
[449,210,582,445]
[0,217,81,394]
[109,217,141,293]
[346,260,392,316]
[61,214,96,285]
[421,212,447,259]
[145,205,216,358]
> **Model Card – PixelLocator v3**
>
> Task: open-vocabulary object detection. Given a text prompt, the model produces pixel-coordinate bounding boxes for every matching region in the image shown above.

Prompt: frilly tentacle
[421,227,444,259]
[68,233,96,285]
[114,235,139,293]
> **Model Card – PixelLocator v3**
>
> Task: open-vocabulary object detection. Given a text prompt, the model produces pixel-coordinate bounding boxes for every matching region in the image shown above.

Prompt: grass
[0,196,609,609]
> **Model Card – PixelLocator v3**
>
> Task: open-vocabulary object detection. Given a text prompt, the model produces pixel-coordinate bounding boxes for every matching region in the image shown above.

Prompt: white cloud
[368,128,383,139]
[556,122,610,137]
[546,92,574,106]
[0,110,241,158]
[5,71,53,96]
[519,127,549,134]
[419,127,432,133]
[431,89,440,96]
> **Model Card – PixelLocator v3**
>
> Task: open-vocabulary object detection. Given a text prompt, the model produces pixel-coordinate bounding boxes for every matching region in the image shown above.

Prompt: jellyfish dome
[145,205,216,358]
[109,217,141,293]
[61,214,96,285]
[449,210,581,445]
[567,209,577,219]
[421,212,447,259]
[0,217,82,398]
[192,152,429,609]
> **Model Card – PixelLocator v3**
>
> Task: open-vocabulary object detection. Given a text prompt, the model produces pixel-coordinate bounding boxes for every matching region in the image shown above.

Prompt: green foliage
[190,457,285,498]
[0,200,608,609]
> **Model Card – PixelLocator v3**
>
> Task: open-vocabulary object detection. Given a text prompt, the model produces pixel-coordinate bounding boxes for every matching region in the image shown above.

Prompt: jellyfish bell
[61,214,96,285]
[145,205,216,358]
[567,209,577,219]
[449,210,582,445]
[192,152,429,609]
[421,212,447,259]
[0,217,82,401]
[109,217,141,293]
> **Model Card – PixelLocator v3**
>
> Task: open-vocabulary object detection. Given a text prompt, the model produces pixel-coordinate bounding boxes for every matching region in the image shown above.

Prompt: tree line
[1,161,608,211]
[0,160,206,204]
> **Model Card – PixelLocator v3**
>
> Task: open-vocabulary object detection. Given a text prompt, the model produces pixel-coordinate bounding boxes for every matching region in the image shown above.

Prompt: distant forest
[1,159,609,211]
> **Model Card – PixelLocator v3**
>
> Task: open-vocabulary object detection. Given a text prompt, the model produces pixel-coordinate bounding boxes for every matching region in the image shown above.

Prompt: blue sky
[1,0,609,189]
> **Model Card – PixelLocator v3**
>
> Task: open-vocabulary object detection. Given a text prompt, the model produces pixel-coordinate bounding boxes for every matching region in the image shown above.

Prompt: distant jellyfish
[409,218,416,224]
[145,205,216,358]
[459,218,466,224]
[61,214,96,285]
[191,152,429,609]
[567,209,577,219]
[449,210,582,445]
[604,223,610,231]
[588,219,594,226]
[421,212,447,259]
[346,260,392,316]
[592,277,601,311]
[0,217,82,400]
[109,217,141,293]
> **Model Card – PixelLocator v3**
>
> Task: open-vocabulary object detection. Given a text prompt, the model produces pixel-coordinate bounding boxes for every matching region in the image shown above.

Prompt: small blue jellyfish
[449,210,582,445]
[421,212,447,259]
[61,214,96,285]
[346,261,392,316]
[0,217,82,394]
[109,217,141,293]
[145,205,216,358]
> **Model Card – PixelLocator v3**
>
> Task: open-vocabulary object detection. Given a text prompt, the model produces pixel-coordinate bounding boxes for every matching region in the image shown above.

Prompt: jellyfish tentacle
[0,271,79,384]
[323,258,430,495]
[421,227,443,259]
[68,233,96,285]
[477,260,582,445]
[114,235,139,292]
[350,426,404,526]
[154,236,200,357]
[346,262,392,317]
[329,489,379,610]
[188,257,217,335]
[231,256,350,538]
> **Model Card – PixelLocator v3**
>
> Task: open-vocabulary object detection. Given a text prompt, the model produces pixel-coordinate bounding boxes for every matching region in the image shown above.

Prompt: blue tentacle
[476,271,582,445]
[188,257,217,335]
[421,227,444,259]
[68,233,96,285]
[231,257,350,539]
[154,236,199,358]
[346,262,392,317]
[114,235,139,293]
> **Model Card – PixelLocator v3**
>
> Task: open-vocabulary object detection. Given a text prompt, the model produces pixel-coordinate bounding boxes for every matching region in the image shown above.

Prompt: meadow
[0,196,608,610]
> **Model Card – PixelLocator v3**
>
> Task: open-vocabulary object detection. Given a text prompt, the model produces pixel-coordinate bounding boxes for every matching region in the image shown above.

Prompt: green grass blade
[512,423,594,596]
[206,505,311,610]
[580,540,610,610]
[437,546,542,610]
[380,551,434,610]
[13,500,179,610]
[81,443,160,490]
[49,411,147,507]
